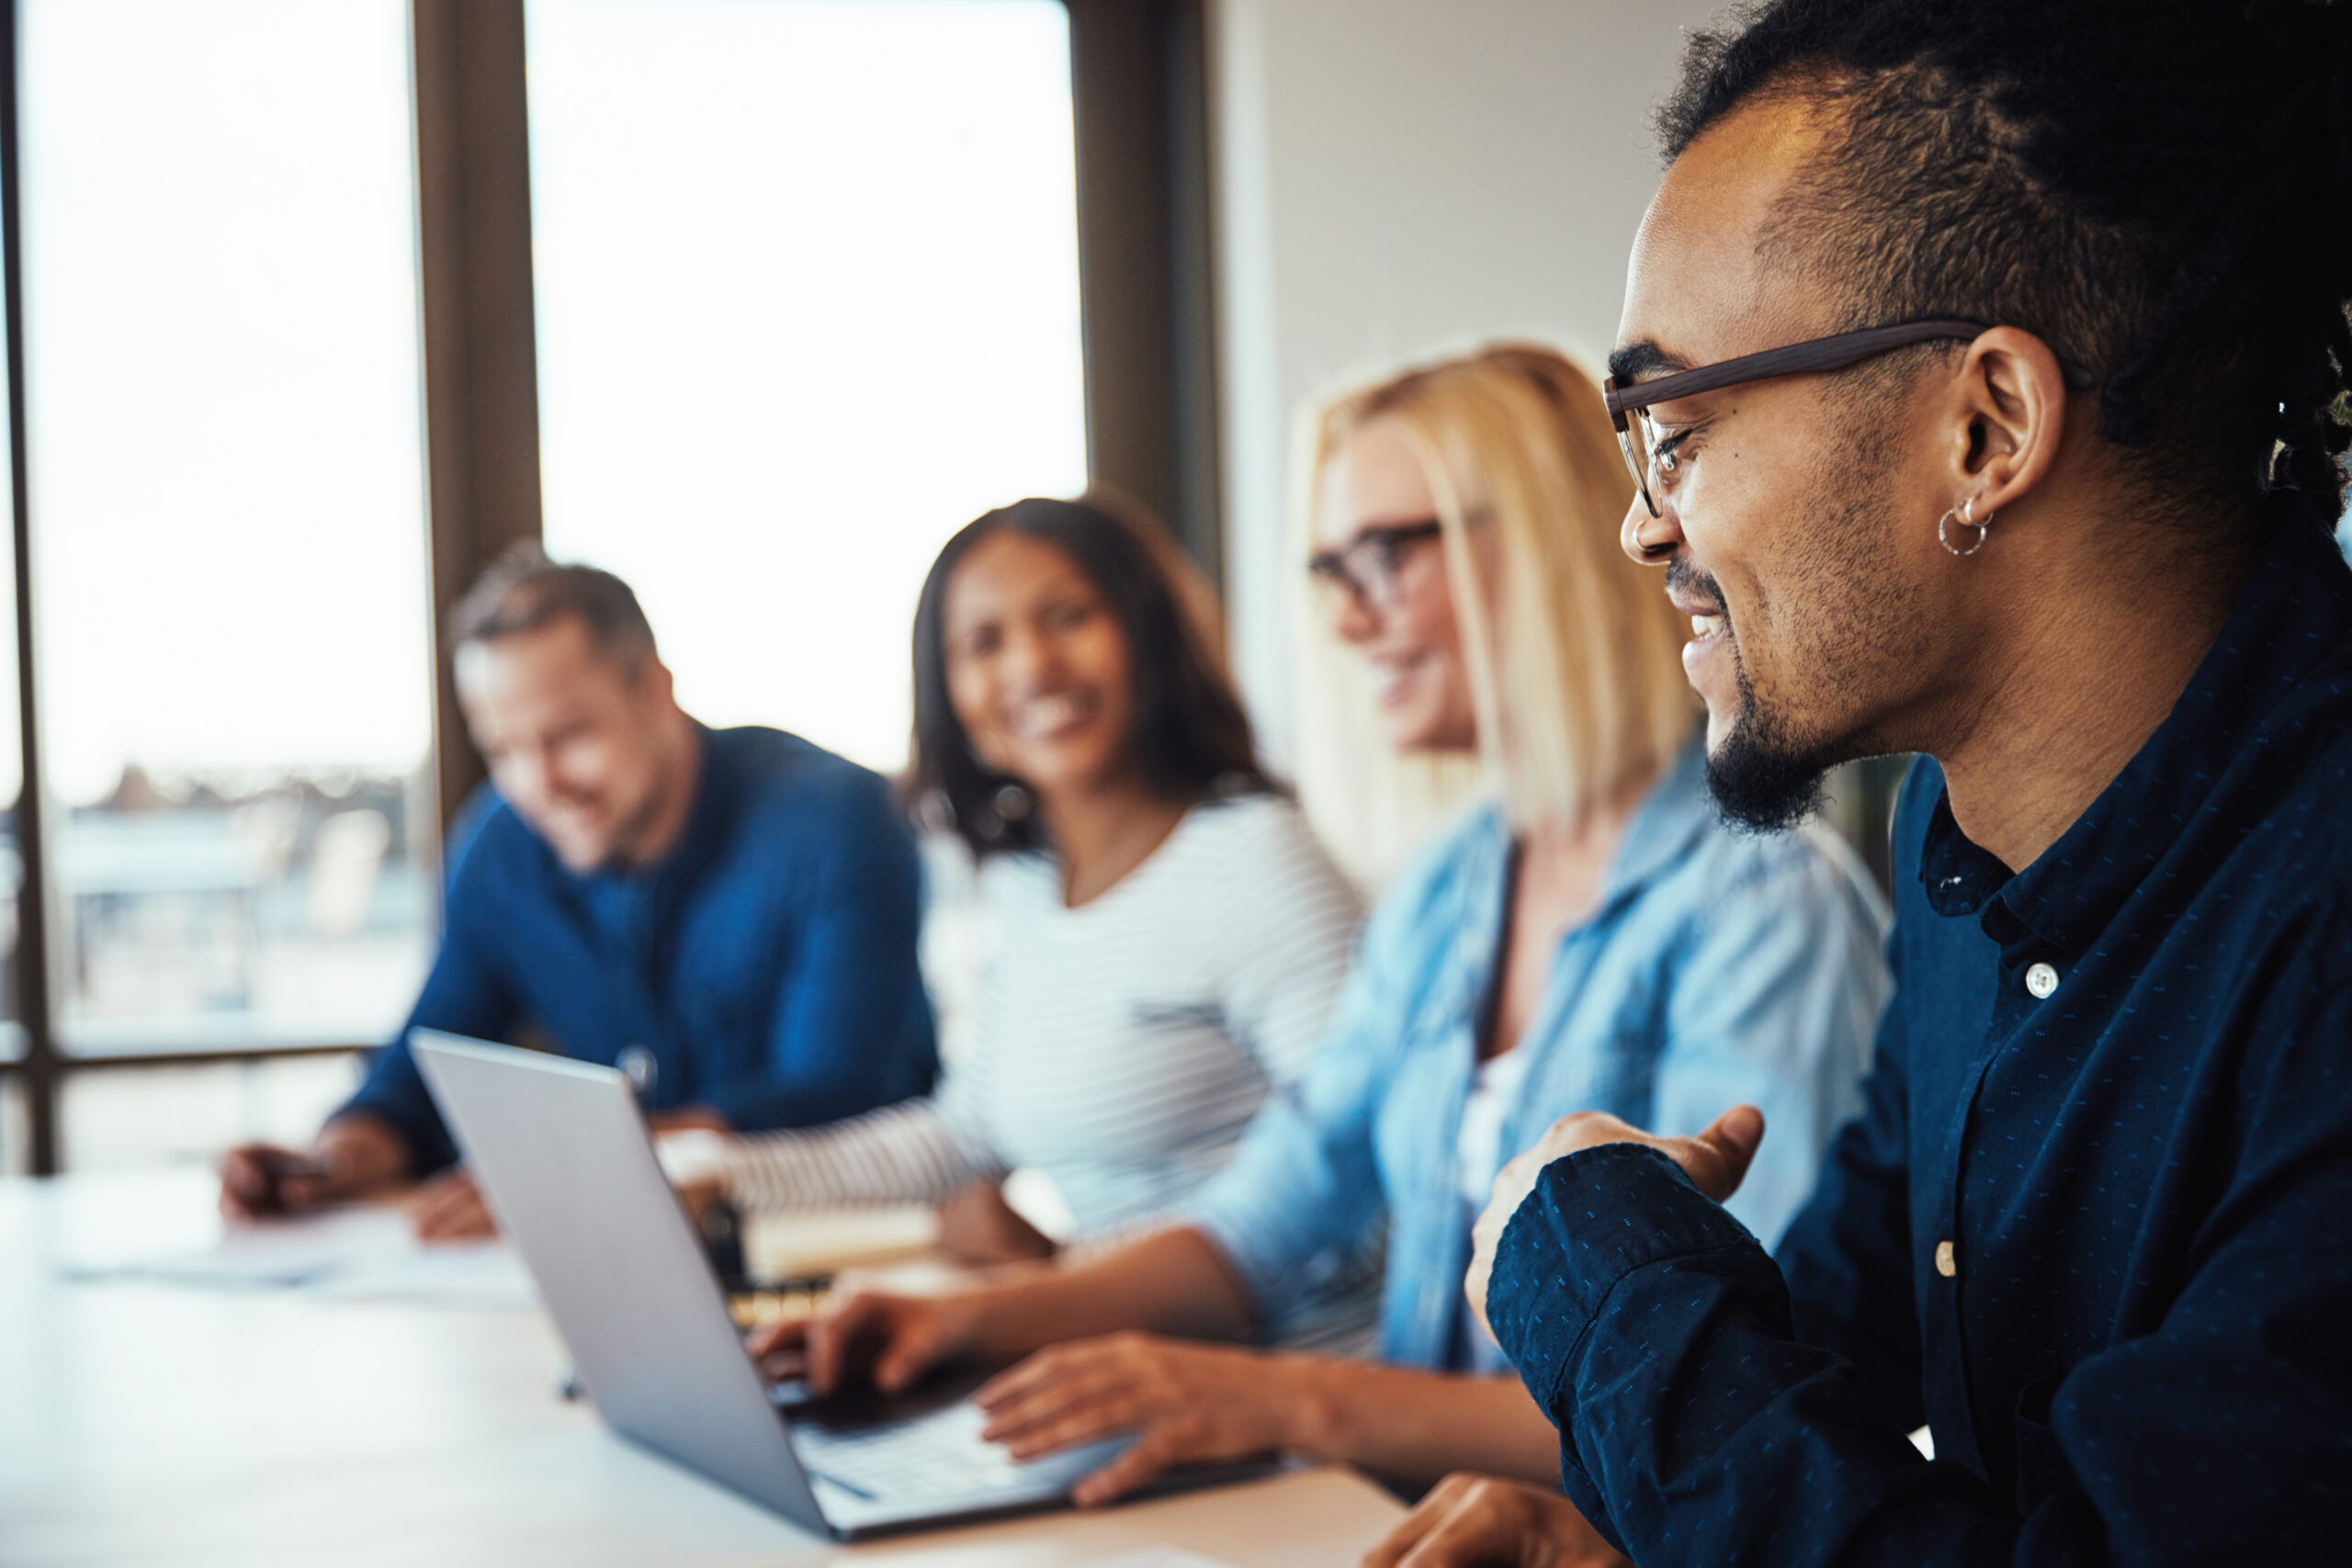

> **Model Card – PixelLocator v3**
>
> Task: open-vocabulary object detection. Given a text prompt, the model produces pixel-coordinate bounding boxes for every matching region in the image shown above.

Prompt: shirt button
[616,1043,658,1099]
[1935,1239,1957,1278]
[2024,962,2059,999]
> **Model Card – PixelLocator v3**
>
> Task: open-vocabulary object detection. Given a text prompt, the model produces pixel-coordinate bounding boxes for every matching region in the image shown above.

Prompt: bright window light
[528,0,1090,773]
[21,0,436,1052]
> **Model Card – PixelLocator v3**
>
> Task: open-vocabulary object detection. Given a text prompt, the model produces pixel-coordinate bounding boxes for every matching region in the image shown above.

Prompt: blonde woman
[752,344,1889,1503]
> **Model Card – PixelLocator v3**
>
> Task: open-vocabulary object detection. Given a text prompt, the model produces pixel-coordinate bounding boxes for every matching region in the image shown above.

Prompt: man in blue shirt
[1368,2,2352,1563]
[221,550,936,1239]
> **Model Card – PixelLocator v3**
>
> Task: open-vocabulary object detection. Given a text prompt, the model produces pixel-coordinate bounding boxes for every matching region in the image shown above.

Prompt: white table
[0,1171,1404,1568]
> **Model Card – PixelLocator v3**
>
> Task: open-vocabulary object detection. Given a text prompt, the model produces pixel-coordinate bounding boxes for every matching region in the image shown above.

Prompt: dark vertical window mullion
[1068,0,1220,582]
[413,0,543,834]
[0,0,62,1176]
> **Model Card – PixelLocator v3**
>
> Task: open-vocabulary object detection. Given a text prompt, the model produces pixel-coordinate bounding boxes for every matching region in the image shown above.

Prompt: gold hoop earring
[1939,496,1993,557]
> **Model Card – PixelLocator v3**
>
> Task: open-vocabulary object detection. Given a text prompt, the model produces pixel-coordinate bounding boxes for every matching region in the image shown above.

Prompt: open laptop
[410,1029,1261,1539]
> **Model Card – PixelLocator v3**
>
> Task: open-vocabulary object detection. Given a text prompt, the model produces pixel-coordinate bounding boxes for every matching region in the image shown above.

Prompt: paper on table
[56,1203,537,1309]
[1071,1553,1242,1568]
[307,1239,537,1310]
[58,1204,412,1287]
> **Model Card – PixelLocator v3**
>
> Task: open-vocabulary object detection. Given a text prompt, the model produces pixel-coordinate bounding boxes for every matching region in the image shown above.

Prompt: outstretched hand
[1464,1105,1764,1335]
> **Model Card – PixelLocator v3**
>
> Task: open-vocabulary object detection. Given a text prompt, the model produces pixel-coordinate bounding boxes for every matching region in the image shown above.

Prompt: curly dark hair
[1656,0,2352,537]
[905,495,1271,859]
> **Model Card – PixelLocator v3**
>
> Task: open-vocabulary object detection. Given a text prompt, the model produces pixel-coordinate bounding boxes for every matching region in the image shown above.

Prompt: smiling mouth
[1665,558,1732,646]
[1006,692,1095,740]
[1369,649,1432,705]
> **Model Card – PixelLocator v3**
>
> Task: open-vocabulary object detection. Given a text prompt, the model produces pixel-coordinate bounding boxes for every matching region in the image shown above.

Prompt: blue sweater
[340,725,938,1174]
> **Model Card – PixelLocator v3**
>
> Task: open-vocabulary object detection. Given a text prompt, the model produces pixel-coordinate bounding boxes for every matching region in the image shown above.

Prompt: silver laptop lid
[409,1030,830,1535]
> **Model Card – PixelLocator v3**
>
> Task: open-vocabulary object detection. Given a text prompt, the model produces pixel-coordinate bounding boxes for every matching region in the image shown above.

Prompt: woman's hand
[976,1334,1295,1506]
[1360,1472,1628,1567]
[1465,1105,1764,1335]
[747,1284,989,1394]
[935,1178,1059,1266]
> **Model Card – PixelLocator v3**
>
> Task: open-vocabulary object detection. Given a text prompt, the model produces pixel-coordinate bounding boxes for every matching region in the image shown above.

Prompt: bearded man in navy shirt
[221,549,937,1240]
[1368,1,2352,1563]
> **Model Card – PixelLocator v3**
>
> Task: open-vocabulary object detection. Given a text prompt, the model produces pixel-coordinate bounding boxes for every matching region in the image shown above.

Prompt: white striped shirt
[720,794,1365,1238]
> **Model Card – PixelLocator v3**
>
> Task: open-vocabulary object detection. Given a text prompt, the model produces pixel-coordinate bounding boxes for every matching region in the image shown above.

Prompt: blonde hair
[1293,343,1694,888]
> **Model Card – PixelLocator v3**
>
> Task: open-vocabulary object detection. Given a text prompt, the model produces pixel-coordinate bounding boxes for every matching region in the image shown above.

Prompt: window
[0,0,1194,1173]
[527,0,1089,771]
[20,0,438,1056]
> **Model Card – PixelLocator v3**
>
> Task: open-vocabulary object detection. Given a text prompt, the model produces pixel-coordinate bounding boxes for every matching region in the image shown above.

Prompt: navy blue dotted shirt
[1489,504,2352,1564]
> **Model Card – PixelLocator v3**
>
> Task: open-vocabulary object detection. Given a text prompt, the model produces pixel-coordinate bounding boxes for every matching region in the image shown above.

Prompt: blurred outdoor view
[20,0,435,1065]
[0,0,1090,1168]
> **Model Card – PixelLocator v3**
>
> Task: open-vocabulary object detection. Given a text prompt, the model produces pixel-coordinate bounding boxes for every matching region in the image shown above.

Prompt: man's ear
[637,653,678,710]
[1943,327,2071,515]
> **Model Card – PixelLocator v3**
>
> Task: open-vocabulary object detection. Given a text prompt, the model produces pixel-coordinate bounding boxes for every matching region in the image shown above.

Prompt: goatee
[1704,657,1833,832]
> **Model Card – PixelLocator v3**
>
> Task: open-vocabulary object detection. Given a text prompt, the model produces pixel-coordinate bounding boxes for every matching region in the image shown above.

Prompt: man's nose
[1622,493,1681,565]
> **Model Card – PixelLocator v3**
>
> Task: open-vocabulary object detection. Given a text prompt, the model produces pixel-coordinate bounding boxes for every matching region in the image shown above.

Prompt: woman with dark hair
[711,496,1366,1292]
[905,495,1266,867]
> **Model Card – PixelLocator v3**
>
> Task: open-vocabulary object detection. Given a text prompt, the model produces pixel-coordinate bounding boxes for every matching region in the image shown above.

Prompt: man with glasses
[1367,0,2352,1562]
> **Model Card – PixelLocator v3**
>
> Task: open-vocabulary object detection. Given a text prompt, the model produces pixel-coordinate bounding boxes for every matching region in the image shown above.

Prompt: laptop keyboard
[792,1403,1063,1500]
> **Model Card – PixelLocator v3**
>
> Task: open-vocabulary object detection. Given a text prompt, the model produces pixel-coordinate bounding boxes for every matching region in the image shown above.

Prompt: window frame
[0,0,1216,1175]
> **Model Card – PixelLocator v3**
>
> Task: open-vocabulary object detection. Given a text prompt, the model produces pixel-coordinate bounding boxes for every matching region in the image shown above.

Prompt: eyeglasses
[1604,317,2097,517]
[1306,520,1442,614]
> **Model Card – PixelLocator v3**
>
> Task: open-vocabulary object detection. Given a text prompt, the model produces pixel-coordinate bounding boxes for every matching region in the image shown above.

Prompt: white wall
[1207,0,1724,767]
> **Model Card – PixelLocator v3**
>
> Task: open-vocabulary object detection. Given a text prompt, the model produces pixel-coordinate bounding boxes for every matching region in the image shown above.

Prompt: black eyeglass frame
[1306,518,1444,613]
[1603,318,2097,517]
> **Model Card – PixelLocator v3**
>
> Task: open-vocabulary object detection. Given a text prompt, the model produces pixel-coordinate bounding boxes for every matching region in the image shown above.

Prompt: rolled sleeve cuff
[1173,1182,1305,1331]
[1490,1143,1767,1415]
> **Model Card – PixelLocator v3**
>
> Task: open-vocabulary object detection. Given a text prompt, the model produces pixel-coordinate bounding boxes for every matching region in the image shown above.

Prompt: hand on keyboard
[749,1285,986,1394]
[975,1333,1289,1506]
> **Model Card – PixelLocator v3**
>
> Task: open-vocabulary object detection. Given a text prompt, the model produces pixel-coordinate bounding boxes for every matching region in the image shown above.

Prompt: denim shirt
[1488,505,2352,1565]
[1182,738,1890,1369]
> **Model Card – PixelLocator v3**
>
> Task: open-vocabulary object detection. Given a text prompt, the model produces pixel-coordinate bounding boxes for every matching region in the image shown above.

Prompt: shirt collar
[1449,729,1713,969]
[662,722,726,875]
[1919,502,2352,952]
[1600,732,1715,908]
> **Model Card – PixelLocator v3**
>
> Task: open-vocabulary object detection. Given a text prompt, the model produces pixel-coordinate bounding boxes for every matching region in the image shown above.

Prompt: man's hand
[746,1285,988,1396]
[408,1168,498,1243]
[1465,1105,1764,1335]
[975,1334,1291,1506]
[220,1145,339,1218]
[220,1115,406,1220]
[1360,1472,1627,1567]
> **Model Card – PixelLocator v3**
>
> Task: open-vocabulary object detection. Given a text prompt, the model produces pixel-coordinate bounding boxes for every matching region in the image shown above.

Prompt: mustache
[1666,558,1728,617]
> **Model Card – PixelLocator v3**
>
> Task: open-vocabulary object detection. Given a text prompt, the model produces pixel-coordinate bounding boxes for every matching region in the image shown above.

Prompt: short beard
[1704,649,1837,832]
[1694,378,1923,833]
